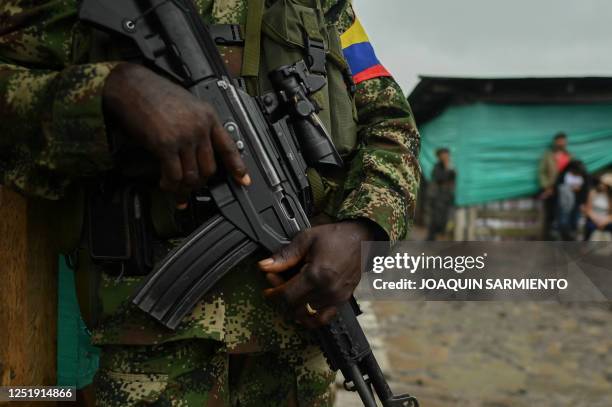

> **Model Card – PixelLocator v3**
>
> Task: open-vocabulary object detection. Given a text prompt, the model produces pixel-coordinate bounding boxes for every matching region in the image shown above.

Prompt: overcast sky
[354,0,612,94]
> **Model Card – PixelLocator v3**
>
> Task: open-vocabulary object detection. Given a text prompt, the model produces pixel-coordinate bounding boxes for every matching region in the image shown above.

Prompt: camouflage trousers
[93,339,335,406]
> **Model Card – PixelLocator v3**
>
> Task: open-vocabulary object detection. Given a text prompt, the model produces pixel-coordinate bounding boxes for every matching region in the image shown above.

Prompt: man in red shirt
[539,133,572,239]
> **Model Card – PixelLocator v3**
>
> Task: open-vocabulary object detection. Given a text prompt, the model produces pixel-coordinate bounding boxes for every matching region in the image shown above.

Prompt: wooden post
[454,207,466,241]
[0,187,58,405]
[467,206,478,241]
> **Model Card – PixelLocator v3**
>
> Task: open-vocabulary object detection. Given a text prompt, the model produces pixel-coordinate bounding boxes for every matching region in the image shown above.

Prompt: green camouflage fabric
[331,3,420,242]
[92,252,319,350]
[0,0,420,240]
[335,76,421,242]
[92,255,336,406]
[95,339,334,406]
[0,0,419,405]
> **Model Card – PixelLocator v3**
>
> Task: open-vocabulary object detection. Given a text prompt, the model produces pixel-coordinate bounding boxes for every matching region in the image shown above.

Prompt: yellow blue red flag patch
[340,17,392,84]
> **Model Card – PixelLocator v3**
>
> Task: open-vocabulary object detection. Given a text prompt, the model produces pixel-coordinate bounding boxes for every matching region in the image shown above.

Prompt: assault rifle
[79,1,417,406]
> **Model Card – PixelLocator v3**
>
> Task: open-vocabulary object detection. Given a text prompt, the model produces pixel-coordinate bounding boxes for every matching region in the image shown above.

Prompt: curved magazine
[132,214,258,329]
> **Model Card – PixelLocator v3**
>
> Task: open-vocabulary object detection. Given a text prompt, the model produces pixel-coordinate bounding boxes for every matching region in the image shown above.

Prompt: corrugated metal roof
[409,76,612,125]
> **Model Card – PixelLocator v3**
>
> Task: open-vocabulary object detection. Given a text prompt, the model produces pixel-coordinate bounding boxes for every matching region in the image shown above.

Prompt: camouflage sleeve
[0,3,116,199]
[332,3,421,241]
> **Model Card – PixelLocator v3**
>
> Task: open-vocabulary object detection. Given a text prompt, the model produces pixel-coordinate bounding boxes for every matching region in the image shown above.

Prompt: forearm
[331,2,421,241]
[0,61,117,198]
[0,0,121,198]
[337,77,421,242]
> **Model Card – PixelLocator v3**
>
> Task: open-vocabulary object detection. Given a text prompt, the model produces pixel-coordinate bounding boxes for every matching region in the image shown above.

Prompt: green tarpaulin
[419,102,612,206]
[57,258,99,388]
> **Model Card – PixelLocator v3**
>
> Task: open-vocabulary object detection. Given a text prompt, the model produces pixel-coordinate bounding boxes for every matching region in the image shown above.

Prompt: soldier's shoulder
[321,0,355,32]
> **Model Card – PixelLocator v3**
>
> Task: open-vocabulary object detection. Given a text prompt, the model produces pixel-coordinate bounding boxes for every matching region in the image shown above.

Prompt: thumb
[258,230,313,273]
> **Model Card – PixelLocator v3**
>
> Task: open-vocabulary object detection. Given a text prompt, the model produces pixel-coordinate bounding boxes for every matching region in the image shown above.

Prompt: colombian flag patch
[340,17,392,84]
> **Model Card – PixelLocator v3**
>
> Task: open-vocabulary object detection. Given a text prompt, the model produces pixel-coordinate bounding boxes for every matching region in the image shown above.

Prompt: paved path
[370,301,612,407]
[335,226,611,406]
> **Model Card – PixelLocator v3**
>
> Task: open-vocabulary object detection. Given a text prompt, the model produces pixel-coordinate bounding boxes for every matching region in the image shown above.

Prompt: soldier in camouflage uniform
[0,0,420,405]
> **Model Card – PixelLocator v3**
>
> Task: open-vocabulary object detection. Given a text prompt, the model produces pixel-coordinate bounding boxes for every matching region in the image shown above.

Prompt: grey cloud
[354,0,612,92]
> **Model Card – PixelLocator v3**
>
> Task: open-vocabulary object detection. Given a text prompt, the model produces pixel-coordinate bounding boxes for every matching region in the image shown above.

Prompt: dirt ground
[334,225,611,407]
[369,301,612,407]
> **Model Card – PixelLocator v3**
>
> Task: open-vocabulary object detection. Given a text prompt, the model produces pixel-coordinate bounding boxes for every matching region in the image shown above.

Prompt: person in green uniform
[426,148,455,241]
[0,1,420,405]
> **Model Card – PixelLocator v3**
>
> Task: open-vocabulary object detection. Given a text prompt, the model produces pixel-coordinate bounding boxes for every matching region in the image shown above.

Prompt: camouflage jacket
[0,0,420,350]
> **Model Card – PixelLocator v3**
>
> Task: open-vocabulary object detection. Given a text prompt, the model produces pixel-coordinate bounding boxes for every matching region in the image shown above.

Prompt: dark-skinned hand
[103,63,250,206]
[258,220,381,328]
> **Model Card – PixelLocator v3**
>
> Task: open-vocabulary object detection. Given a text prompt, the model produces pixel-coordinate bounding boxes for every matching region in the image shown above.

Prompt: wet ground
[335,301,612,407]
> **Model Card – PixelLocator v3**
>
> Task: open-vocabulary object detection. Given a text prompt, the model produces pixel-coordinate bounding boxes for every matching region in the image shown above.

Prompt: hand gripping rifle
[79,1,417,406]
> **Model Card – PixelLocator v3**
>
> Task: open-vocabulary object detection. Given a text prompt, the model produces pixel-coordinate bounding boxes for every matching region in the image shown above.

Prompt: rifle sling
[241,0,265,92]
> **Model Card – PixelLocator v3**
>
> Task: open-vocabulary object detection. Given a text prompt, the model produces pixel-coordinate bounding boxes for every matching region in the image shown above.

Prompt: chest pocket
[258,0,358,156]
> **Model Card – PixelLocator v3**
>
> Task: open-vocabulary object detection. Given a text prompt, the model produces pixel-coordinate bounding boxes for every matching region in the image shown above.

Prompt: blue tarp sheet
[419,103,612,205]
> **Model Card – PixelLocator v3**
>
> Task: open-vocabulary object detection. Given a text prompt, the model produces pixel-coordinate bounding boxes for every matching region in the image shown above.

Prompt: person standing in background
[582,174,612,241]
[556,160,589,241]
[427,148,456,241]
[539,133,572,239]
